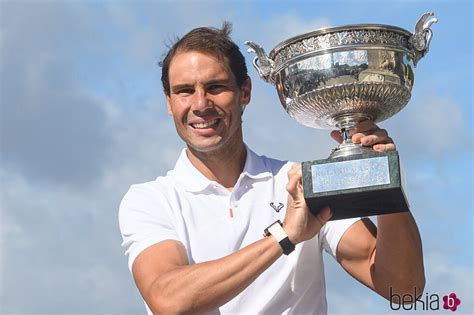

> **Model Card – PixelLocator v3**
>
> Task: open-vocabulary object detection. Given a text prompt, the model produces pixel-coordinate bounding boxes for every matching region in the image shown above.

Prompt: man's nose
[191,89,212,111]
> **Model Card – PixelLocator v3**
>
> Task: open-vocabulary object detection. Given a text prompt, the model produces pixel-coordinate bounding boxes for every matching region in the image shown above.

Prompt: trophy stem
[341,128,351,142]
[329,114,374,159]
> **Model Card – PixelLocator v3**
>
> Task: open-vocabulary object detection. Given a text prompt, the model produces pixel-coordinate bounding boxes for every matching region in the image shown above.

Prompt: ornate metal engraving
[272,29,409,68]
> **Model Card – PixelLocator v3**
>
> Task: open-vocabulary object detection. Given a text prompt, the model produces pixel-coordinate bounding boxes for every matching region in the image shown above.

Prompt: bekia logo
[390,287,461,312]
[443,293,461,312]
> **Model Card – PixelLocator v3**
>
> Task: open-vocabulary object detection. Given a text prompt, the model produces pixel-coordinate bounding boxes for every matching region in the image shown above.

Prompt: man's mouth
[190,119,220,129]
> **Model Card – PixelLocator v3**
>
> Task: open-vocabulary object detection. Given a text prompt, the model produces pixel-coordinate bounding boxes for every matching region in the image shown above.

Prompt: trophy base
[302,150,409,220]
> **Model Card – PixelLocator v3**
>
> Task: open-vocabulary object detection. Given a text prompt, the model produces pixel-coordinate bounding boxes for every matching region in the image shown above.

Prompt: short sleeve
[319,218,360,259]
[119,182,181,271]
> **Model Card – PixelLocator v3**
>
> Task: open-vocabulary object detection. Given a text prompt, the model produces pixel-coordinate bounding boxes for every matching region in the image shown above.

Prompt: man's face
[166,50,251,153]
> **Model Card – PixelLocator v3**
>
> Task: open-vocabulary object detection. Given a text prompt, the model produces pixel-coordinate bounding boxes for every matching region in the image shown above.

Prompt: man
[119,23,424,314]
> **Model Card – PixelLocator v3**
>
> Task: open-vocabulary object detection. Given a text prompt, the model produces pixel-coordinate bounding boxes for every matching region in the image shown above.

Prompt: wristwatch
[264,220,295,255]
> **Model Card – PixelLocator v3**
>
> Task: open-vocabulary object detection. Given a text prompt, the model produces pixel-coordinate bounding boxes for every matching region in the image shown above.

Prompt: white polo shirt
[119,146,359,315]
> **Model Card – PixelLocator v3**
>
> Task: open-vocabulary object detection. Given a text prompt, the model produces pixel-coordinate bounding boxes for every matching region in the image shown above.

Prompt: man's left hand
[330,120,396,152]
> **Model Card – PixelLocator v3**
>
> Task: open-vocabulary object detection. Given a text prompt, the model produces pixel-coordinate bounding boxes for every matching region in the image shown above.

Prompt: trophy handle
[409,12,438,66]
[244,41,274,83]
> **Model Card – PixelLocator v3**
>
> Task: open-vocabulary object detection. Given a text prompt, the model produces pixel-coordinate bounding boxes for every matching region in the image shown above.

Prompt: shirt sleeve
[119,182,181,271]
[319,217,360,259]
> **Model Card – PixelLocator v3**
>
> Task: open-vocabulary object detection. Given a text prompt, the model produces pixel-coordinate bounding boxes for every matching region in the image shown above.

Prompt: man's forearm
[372,212,425,299]
[148,236,283,314]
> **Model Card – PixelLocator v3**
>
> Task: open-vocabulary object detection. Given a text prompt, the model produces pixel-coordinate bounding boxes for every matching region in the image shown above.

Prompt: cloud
[243,88,337,162]
[261,12,332,48]
[103,97,184,192]
[235,10,331,49]
[0,163,146,313]
[424,252,473,313]
[0,1,113,187]
[0,94,187,313]
[382,93,471,160]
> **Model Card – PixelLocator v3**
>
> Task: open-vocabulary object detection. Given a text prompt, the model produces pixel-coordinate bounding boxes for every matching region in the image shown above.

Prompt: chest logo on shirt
[270,202,284,213]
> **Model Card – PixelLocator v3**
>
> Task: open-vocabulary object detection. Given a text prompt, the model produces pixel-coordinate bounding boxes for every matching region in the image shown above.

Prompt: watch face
[264,220,282,237]
[264,228,271,237]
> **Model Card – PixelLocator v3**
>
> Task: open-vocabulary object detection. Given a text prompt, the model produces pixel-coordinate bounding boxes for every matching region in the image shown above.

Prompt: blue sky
[1,0,472,314]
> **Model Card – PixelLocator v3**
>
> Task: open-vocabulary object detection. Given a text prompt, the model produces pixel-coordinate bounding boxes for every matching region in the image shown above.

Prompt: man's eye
[208,85,225,93]
[175,88,193,95]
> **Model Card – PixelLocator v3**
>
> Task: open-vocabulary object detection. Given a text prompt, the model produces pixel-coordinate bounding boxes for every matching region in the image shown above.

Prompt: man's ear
[165,93,173,115]
[240,77,252,106]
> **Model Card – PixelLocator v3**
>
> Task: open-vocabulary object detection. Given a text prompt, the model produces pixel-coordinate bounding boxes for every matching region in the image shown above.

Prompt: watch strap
[264,220,295,255]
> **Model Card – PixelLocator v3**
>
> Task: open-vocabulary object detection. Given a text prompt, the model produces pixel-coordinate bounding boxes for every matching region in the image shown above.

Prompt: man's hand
[284,164,332,244]
[330,120,396,152]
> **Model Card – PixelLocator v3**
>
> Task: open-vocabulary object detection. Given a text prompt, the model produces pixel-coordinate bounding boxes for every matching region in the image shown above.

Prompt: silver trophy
[246,13,437,219]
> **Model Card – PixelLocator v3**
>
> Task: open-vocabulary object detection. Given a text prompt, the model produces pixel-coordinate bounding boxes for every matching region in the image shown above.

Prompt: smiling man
[119,23,425,314]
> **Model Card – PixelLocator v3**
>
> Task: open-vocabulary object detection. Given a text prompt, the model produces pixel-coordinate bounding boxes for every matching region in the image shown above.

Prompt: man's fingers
[352,129,391,146]
[352,128,387,143]
[315,206,332,227]
[330,130,343,144]
[352,120,378,133]
[335,121,395,150]
[373,143,396,152]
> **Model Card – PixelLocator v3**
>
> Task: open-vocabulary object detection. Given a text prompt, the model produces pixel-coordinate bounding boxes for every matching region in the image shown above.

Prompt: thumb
[286,164,303,200]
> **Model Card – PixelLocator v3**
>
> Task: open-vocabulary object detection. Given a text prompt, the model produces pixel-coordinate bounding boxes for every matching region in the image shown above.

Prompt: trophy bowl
[245,13,437,220]
[246,13,437,158]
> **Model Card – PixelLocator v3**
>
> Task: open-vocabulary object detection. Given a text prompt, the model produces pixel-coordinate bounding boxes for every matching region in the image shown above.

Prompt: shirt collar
[170,145,272,193]
[241,145,272,180]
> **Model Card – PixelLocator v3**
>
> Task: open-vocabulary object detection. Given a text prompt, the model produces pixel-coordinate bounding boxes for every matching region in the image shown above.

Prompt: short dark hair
[160,22,248,96]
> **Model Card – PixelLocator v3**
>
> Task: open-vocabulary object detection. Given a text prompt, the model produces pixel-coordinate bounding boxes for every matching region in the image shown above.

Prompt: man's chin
[186,140,224,153]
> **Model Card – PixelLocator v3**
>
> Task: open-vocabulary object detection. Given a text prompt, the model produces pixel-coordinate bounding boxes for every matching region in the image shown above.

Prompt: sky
[0,0,472,314]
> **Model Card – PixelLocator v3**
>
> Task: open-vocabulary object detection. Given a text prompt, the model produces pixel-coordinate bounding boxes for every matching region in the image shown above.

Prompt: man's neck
[186,142,247,191]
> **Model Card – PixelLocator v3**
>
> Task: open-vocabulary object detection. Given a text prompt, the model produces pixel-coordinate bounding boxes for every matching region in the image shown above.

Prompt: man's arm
[333,120,425,299]
[132,237,283,314]
[336,214,425,299]
[131,166,332,314]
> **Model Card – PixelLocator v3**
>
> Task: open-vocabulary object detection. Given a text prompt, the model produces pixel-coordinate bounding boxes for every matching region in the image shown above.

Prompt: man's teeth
[192,119,219,129]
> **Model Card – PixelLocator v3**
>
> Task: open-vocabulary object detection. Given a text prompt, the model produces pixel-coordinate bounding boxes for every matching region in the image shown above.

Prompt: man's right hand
[283,163,332,244]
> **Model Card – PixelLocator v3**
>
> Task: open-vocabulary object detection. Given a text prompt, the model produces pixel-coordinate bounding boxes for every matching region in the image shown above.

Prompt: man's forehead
[168,50,234,82]
[171,49,228,67]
